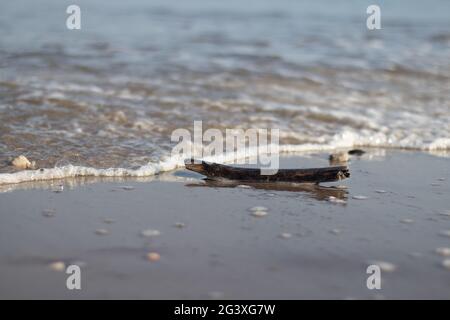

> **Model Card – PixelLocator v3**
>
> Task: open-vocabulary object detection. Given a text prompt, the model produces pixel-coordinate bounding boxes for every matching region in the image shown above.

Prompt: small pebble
[400,219,414,224]
[330,228,342,235]
[369,260,397,272]
[48,261,65,272]
[251,211,267,217]
[435,247,450,257]
[42,209,56,217]
[121,186,135,191]
[146,252,161,262]
[141,229,161,237]
[95,228,109,235]
[174,222,185,229]
[236,185,252,189]
[437,178,446,181]
[327,196,346,204]
[329,152,349,164]
[11,155,35,169]
[375,189,387,194]
[352,195,369,200]
[279,232,292,239]
[348,149,366,156]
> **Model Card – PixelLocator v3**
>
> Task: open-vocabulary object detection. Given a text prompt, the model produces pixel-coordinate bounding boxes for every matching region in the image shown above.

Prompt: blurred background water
[0,0,449,178]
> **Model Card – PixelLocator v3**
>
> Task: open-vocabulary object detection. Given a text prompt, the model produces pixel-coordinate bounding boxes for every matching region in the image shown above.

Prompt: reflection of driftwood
[186,180,347,201]
[185,159,350,184]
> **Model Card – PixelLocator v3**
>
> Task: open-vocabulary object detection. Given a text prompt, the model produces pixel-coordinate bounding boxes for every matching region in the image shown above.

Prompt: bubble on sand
[48,261,66,272]
[279,232,292,239]
[141,229,161,237]
[352,195,368,200]
[146,252,161,262]
[95,228,109,235]
[400,219,414,224]
[435,247,450,257]
[368,260,397,272]
[330,228,342,235]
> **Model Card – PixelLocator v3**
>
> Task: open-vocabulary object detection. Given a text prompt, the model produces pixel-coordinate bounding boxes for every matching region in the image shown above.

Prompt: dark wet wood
[185,159,350,184]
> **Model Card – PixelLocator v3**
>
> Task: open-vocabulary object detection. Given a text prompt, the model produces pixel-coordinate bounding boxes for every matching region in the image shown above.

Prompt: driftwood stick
[185,159,350,184]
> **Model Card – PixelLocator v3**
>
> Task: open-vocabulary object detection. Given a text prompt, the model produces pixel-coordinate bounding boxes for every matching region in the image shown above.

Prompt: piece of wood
[185,159,349,184]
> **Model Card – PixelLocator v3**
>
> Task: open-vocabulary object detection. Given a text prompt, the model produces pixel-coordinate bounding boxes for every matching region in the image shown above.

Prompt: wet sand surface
[0,150,449,299]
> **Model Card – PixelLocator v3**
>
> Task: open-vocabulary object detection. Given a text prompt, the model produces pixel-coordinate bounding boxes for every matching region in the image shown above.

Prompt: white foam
[1,128,449,185]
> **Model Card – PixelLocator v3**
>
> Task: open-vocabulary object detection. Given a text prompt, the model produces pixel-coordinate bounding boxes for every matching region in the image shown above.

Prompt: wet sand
[0,150,449,299]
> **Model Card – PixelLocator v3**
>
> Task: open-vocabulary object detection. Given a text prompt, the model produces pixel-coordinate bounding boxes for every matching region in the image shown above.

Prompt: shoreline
[0,149,449,299]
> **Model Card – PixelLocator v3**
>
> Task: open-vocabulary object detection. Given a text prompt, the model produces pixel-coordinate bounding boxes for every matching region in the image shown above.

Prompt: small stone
[435,247,450,257]
[329,152,349,164]
[437,178,446,181]
[442,259,450,270]
[375,189,387,194]
[352,195,368,200]
[236,185,252,189]
[400,219,414,224]
[146,252,161,262]
[174,222,185,229]
[141,229,161,237]
[251,211,267,217]
[348,149,365,156]
[369,260,397,272]
[11,155,34,169]
[249,206,268,212]
[48,261,65,272]
[439,230,450,238]
[279,232,292,239]
[42,209,56,217]
[327,196,346,204]
[121,186,135,191]
[95,228,109,235]
[330,228,342,235]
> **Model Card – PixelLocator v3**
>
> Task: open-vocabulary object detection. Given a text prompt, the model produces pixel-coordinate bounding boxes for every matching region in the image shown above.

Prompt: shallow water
[1,0,449,183]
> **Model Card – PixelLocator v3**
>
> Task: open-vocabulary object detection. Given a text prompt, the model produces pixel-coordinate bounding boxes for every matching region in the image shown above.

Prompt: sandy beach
[1,150,449,299]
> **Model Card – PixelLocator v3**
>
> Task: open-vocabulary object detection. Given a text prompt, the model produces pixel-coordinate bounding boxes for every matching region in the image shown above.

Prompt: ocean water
[0,0,449,184]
